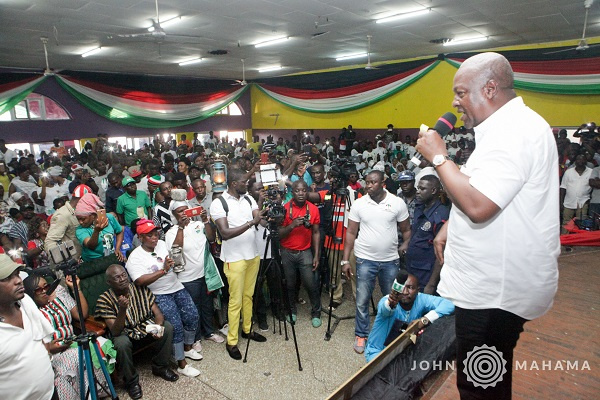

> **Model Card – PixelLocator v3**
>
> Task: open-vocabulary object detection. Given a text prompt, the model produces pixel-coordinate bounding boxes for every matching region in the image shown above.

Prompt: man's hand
[199,209,209,223]
[290,217,305,229]
[416,129,447,163]
[115,249,126,262]
[117,295,130,311]
[398,241,409,255]
[312,255,319,271]
[433,222,448,265]
[342,263,352,281]
[179,214,191,228]
[253,208,268,225]
[388,290,401,309]
[424,284,436,295]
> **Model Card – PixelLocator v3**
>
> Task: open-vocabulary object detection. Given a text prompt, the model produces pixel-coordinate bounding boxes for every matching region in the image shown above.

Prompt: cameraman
[278,180,322,327]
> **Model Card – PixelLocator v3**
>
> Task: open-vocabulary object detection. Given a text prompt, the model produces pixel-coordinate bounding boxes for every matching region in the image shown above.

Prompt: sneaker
[285,314,297,323]
[219,324,229,336]
[258,321,269,331]
[177,365,200,378]
[312,317,322,328]
[354,336,366,354]
[192,340,202,352]
[205,333,225,343]
[184,348,203,361]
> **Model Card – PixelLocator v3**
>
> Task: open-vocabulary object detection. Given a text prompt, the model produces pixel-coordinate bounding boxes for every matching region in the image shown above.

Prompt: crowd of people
[0,52,598,400]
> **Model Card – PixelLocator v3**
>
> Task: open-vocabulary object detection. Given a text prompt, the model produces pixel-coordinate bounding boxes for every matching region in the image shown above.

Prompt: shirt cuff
[384,296,393,311]
[424,310,440,323]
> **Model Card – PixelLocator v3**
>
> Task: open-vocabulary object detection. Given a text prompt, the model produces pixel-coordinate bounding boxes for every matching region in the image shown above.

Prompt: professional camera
[48,240,78,265]
[264,187,286,220]
[329,156,359,191]
[302,214,311,228]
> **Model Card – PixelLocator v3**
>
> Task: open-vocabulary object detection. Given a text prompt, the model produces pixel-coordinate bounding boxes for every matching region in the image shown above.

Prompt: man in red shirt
[279,180,322,327]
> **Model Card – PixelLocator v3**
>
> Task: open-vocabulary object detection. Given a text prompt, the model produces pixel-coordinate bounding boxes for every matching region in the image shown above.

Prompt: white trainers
[192,340,202,352]
[177,365,200,378]
[205,333,225,343]
[219,324,229,336]
[184,348,203,361]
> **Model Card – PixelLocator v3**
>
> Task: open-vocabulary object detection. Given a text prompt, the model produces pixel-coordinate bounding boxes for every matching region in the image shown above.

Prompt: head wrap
[48,166,63,176]
[71,164,84,172]
[74,193,105,216]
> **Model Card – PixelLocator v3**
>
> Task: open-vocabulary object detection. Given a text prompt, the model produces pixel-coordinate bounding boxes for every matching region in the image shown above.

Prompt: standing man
[341,170,411,354]
[279,180,322,327]
[117,176,152,227]
[405,175,449,294]
[560,153,592,231]
[0,254,56,400]
[210,168,267,360]
[416,52,559,399]
[188,179,212,218]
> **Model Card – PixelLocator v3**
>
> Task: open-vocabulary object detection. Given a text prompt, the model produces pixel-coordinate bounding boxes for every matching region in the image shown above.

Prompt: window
[0,93,70,121]
[215,102,243,116]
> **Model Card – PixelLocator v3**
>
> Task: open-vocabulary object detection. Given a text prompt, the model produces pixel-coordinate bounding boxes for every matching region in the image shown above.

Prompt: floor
[109,247,599,400]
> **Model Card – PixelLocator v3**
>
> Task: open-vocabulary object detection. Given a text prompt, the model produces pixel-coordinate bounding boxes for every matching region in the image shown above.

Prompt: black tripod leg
[243,256,269,363]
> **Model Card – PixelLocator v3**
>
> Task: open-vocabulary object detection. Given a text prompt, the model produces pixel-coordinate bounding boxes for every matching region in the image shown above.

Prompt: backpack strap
[217,195,229,216]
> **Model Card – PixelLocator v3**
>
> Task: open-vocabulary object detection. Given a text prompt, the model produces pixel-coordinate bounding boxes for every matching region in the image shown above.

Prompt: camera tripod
[242,219,303,371]
[55,258,118,400]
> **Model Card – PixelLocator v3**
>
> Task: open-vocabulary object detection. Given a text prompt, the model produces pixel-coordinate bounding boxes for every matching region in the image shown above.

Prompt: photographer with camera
[278,179,322,328]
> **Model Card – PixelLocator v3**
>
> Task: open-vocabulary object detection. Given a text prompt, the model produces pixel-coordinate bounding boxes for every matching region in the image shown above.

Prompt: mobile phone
[260,152,269,163]
[97,209,107,223]
[184,206,203,218]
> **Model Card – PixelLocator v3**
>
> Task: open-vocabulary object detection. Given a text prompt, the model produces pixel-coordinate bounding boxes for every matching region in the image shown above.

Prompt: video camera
[256,163,287,220]
[329,156,359,191]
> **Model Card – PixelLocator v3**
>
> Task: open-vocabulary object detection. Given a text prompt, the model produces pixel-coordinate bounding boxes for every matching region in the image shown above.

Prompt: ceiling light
[258,65,282,73]
[443,37,488,46]
[336,53,368,61]
[254,37,290,48]
[81,47,103,58]
[376,9,431,24]
[179,58,203,66]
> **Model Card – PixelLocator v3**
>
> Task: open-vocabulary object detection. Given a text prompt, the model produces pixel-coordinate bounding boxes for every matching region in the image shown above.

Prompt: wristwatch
[340,260,350,266]
[432,154,451,168]
[420,317,430,326]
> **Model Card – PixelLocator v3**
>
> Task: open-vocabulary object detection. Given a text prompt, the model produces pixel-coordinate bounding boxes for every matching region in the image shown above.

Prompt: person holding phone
[75,193,125,264]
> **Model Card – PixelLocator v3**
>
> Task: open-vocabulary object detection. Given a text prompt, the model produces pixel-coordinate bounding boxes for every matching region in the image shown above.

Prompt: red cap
[136,219,159,235]
[72,184,93,198]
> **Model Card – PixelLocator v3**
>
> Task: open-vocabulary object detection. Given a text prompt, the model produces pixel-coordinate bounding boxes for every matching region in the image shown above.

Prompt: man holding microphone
[416,52,559,400]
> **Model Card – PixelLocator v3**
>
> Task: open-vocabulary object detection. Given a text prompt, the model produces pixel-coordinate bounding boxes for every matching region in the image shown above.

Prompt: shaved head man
[416,52,559,399]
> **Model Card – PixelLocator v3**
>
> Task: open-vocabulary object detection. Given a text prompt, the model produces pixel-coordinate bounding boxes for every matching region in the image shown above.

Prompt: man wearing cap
[396,170,417,225]
[44,184,92,261]
[0,254,56,400]
[68,164,97,194]
[33,166,69,216]
[117,177,152,227]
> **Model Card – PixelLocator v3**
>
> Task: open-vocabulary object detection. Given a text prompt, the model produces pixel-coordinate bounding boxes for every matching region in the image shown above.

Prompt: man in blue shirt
[405,175,450,294]
[365,272,454,362]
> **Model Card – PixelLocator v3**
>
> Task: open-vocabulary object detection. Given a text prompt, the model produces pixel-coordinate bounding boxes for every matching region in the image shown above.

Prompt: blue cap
[397,170,415,181]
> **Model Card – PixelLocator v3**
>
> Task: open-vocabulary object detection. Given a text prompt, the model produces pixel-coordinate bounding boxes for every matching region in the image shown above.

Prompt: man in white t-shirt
[0,255,55,400]
[341,170,411,354]
[416,52,559,399]
[210,168,267,360]
[560,153,592,231]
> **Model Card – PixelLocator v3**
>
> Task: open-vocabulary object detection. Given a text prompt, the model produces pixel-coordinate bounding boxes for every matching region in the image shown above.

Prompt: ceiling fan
[365,35,379,70]
[40,37,54,76]
[232,59,247,86]
[108,0,207,44]
[544,0,598,54]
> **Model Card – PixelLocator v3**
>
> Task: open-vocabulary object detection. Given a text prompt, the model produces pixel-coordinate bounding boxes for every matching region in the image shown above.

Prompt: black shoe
[258,320,269,331]
[330,301,342,310]
[127,383,143,400]
[152,367,179,382]
[226,344,242,360]
[241,331,267,342]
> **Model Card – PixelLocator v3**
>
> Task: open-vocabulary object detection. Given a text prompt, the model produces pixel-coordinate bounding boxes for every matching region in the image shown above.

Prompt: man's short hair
[227,168,246,185]
[292,179,308,190]
[367,170,384,182]
[419,174,441,189]
[173,172,187,182]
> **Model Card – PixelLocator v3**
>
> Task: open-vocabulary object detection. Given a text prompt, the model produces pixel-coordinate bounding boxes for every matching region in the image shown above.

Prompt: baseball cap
[0,254,23,280]
[148,175,164,185]
[397,170,415,182]
[128,166,143,178]
[122,176,136,187]
[72,184,93,198]
[136,219,159,235]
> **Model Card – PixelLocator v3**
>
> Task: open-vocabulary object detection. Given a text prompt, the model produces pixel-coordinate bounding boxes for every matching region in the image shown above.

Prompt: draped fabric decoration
[446,58,600,95]
[0,76,47,115]
[55,75,249,128]
[256,61,440,113]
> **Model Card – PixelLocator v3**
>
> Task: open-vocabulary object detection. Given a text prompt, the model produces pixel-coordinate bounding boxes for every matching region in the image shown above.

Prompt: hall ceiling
[0,0,599,82]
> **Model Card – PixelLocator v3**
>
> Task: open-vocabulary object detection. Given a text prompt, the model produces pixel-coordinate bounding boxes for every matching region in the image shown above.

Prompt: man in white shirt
[210,168,267,360]
[560,153,592,231]
[341,170,411,354]
[0,254,55,400]
[0,140,17,166]
[416,52,559,399]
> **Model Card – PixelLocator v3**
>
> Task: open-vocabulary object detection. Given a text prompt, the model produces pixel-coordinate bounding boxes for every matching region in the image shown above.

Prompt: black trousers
[455,307,527,400]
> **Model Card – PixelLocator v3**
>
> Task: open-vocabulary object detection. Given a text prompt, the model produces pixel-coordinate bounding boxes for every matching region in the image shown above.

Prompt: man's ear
[484,79,499,98]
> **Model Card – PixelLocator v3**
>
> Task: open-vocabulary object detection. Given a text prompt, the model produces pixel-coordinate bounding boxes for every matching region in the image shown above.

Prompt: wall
[0,78,252,144]
[251,61,600,139]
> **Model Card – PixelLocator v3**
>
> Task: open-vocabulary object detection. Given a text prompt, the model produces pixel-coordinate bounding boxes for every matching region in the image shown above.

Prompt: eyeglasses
[35,283,50,294]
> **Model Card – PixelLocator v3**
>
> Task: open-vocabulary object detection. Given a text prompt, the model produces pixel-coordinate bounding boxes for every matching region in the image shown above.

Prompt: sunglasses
[35,283,50,294]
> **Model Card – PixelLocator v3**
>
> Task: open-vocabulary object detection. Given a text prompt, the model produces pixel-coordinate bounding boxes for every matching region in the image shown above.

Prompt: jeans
[455,307,527,400]
[355,257,399,338]
[155,289,198,360]
[281,248,321,318]
[182,277,216,341]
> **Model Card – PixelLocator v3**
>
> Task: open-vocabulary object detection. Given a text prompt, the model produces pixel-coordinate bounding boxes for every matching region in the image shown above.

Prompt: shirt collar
[474,96,523,143]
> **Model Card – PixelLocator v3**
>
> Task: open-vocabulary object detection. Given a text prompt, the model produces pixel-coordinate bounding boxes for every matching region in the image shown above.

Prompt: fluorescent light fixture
[254,37,290,48]
[376,8,431,24]
[443,37,488,46]
[179,58,203,66]
[336,52,368,61]
[258,65,282,73]
[81,47,103,57]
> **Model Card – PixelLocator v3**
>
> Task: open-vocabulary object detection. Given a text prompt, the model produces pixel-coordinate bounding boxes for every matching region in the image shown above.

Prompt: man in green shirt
[116,176,152,226]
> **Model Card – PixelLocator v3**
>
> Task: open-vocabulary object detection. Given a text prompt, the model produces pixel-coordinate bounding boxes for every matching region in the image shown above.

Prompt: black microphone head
[395,269,409,285]
[433,112,457,137]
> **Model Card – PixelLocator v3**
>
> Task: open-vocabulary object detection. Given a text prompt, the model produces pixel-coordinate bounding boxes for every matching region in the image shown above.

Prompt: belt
[282,248,309,255]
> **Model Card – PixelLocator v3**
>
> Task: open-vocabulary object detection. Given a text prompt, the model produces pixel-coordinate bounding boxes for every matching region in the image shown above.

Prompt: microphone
[410,112,457,170]
[391,269,409,293]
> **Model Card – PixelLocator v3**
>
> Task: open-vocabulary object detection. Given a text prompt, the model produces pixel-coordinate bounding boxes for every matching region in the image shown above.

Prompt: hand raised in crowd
[94,216,109,231]
[388,290,401,309]
[179,213,191,228]
[117,294,130,311]
[199,209,209,224]
[64,275,80,290]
